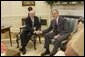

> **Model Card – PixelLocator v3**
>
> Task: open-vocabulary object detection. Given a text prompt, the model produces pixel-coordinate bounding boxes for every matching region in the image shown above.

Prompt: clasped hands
[33,30,42,34]
[33,27,42,34]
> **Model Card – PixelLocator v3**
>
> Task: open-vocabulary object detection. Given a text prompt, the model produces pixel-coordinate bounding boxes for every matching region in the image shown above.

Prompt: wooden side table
[1,26,12,46]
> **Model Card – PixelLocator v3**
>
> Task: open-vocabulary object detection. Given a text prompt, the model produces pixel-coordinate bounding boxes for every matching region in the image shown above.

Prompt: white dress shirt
[30,17,34,27]
[55,16,59,25]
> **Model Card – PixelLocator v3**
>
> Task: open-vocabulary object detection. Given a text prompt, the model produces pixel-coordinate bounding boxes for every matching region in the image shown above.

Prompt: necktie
[56,17,59,26]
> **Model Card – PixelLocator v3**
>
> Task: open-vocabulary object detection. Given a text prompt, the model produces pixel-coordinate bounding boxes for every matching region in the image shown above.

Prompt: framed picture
[22,1,35,6]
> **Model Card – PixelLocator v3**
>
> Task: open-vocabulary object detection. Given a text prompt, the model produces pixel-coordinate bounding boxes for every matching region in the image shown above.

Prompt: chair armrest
[60,31,77,51]
[68,32,76,41]
[20,25,25,29]
[16,25,26,41]
[20,25,25,33]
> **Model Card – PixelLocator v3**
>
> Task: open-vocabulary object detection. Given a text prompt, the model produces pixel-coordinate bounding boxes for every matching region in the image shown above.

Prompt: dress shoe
[19,47,23,51]
[21,48,26,55]
[49,50,58,56]
[41,51,50,56]
[49,53,54,56]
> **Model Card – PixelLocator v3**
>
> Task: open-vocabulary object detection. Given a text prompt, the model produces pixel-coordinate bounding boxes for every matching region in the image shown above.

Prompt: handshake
[33,30,42,34]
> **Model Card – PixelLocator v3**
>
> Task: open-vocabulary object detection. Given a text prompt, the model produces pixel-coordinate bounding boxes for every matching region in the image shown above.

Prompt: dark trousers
[44,32,69,53]
[20,30,33,48]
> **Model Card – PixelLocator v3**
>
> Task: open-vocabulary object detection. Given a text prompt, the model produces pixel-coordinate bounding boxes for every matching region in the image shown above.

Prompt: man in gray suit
[41,9,70,56]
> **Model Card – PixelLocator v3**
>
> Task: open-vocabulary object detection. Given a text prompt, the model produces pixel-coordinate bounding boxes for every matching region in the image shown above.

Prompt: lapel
[54,16,61,27]
[52,19,56,28]
[30,16,36,27]
[34,16,36,26]
[28,17,32,26]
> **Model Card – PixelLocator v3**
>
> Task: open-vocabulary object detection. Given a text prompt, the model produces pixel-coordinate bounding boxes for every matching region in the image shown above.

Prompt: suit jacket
[43,16,70,35]
[24,16,41,33]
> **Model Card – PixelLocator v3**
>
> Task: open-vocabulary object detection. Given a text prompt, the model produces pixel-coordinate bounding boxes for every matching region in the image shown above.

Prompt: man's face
[52,11,59,19]
[29,10,35,18]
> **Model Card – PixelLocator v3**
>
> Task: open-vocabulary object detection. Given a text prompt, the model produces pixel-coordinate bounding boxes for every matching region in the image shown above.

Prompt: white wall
[53,4,84,17]
[1,1,35,17]
[1,1,84,33]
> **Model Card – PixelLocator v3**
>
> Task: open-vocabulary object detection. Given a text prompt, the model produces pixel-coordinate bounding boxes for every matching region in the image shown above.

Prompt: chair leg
[39,36,41,44]
[31,35,37,50]
[34,40,37,50]
[16,35,19,48]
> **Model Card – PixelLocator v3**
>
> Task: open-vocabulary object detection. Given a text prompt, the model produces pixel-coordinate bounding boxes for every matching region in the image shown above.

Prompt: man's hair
[28,7,33,11]
[52,9,59,14]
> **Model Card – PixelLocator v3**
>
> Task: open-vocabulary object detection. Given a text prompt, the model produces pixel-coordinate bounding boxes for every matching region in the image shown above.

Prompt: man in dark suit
[41,9,70,56]
[19,10,41,54]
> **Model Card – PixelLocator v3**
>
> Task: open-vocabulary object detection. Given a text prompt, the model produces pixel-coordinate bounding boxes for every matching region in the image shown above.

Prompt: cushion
[64,17,78,33]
